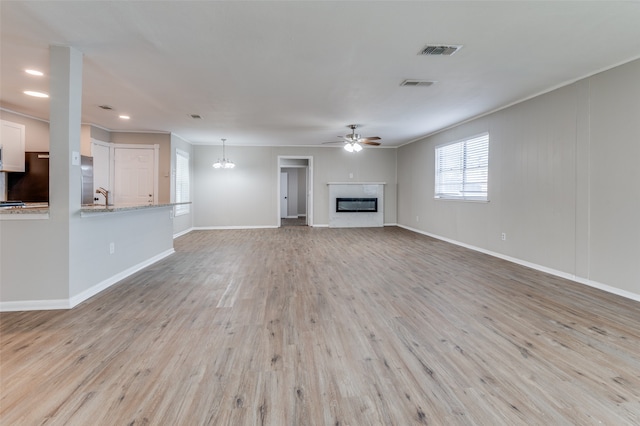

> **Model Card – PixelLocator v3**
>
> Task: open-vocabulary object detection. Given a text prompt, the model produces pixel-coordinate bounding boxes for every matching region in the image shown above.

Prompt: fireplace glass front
[336,197,378,213]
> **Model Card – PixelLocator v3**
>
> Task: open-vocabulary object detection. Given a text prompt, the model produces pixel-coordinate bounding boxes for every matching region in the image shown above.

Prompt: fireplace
[336,197,378,213]
[328,182,385,227]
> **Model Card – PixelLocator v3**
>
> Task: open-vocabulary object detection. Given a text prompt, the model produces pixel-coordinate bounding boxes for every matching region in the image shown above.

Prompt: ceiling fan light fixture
[344,142,362,153]
[212,138,236,169]
[322,124,380,150]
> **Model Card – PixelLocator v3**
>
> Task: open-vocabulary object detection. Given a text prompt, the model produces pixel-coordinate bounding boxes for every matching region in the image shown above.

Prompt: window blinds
[435,133,489,201]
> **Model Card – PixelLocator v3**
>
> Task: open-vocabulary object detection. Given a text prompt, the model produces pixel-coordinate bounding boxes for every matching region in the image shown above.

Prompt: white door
[114,148,155,205]
[280,172,288,218]
[91,141,110,202]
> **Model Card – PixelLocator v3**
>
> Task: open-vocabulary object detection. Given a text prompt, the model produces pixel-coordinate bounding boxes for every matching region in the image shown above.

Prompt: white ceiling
[2,1,640,147]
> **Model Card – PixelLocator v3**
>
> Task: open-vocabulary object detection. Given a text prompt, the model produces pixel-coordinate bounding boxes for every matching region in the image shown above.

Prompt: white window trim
[434,132,489,202]
[175,148,190,216]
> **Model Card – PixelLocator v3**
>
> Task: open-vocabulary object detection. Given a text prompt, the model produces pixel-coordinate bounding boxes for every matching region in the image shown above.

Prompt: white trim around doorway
[277,156,313,227]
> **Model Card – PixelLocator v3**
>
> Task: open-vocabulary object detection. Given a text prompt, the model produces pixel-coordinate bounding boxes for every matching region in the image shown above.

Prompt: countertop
[0,203,49,215]
[80,202,186,214]
[0,202,190,217]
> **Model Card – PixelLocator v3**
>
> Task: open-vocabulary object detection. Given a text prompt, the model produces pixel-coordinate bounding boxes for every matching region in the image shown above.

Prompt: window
[175,149,190,215]
[435,133,489,201]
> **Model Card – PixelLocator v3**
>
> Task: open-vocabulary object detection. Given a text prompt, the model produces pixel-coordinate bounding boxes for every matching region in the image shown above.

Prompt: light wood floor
[1,227,639,425]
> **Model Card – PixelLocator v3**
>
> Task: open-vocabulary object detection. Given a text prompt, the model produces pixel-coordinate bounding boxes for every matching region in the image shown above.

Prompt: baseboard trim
[398,224,640,303]
[573,276,640,303]
[0,298,70,312]
[173,227,194,239]
[193,225,279,230]
[0,249,176,312]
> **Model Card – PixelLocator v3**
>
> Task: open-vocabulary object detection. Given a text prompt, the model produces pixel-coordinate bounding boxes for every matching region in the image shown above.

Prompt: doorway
[91,140,158,206]
[114,147,156,205]
[278,156,312,227]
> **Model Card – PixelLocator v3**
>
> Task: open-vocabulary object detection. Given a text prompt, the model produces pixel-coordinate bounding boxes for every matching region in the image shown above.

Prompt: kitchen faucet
[96,187,110,206]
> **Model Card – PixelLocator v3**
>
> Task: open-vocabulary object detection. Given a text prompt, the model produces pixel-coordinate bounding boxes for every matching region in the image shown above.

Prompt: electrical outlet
[501,233,506,241]
[349,172,354,179]
[109,242,115,254]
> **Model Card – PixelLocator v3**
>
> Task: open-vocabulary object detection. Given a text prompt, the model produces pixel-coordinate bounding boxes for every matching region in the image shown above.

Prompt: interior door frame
[277,156,313,227]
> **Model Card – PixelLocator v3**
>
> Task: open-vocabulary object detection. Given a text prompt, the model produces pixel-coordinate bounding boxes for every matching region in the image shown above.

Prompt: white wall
[69,208,174,299]
[587,61,640,293]
[397,58,640,298]
[0,219,69,302]
[194,145,275,227]
[193,146,397,227]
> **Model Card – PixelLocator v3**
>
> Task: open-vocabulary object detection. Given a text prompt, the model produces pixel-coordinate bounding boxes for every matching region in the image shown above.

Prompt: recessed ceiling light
[24,90,49,98]
[25,69,44,76]
[119,115,130,120]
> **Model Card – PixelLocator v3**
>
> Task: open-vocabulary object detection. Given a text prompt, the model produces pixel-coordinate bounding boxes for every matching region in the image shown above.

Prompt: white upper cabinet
[0,120,26,172]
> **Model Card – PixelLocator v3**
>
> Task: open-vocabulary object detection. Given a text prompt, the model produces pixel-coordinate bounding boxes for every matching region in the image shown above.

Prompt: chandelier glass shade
[213,138,235,169]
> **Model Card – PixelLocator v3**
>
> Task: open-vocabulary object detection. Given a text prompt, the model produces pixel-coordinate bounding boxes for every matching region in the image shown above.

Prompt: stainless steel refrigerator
[81,155,94,204]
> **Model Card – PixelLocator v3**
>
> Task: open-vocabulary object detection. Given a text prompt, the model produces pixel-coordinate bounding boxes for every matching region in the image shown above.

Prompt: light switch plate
[72,151,80,166]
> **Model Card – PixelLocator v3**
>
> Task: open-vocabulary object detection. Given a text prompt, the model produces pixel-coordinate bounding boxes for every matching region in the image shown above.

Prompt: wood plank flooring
[1,226,639,425]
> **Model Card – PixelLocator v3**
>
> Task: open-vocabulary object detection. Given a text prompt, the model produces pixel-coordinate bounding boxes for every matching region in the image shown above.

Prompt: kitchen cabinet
[0,120,26,172]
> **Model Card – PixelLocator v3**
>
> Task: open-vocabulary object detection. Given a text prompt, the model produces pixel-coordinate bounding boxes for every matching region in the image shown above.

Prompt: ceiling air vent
[419,45,462,56]
[190,114,203,119]
[400,80,436,87]
[98,105,114,110]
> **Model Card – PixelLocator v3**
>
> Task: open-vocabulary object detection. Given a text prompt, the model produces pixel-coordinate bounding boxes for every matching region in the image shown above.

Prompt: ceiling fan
[323,124,381,152]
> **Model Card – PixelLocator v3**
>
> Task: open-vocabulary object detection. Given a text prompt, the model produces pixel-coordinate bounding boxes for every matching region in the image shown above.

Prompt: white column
[49,45,83,216]
[48,45,83,298]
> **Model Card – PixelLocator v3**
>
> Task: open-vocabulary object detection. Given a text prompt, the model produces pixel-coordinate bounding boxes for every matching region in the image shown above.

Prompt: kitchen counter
[0,202,190,219]
[0,203,49,219]
[80,202,188,216]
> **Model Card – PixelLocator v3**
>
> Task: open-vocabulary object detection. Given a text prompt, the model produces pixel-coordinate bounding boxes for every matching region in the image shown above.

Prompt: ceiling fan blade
[362,136,381,141]
[322,141,346,144]
[361,140,381,146]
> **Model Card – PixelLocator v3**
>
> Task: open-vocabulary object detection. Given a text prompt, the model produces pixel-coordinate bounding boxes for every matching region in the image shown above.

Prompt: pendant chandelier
[212,138,235,169]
